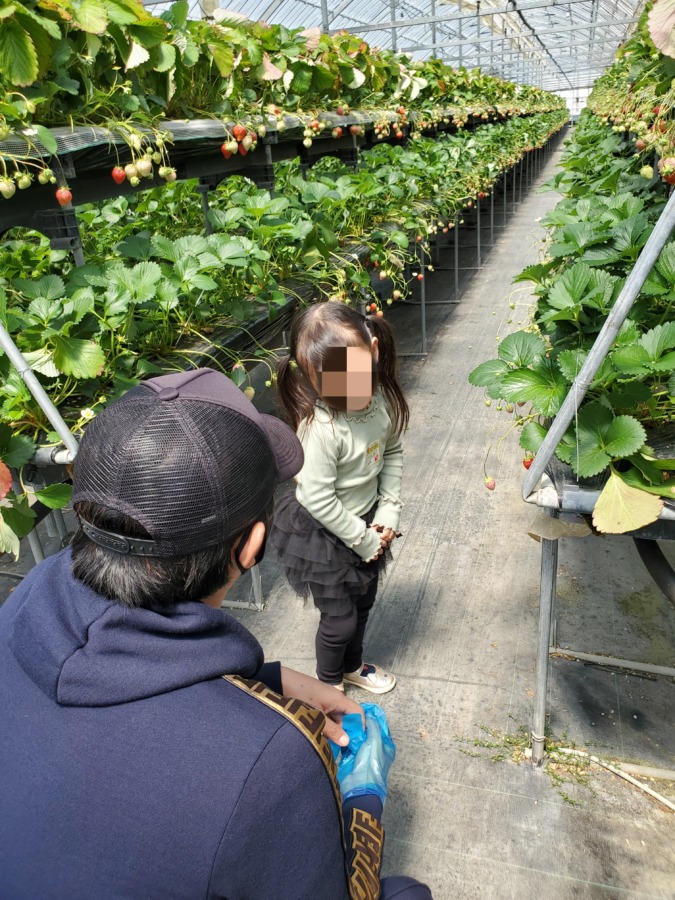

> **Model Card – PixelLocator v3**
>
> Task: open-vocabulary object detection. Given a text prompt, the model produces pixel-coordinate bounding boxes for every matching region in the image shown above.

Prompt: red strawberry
[397,106,406,115]
[376,310,384,318]
[653,106,661,116]
[232,124,247,142]
[111,166,126,184]
[523,457,533,469]
[336,106,345,116]
[417,273,424,281]
[221,144,232,159]
[332,127,343,138]
[350,125,362,136]
[635,139,646,151]
[238,144,248,157]
[484,477,496,491]
[369,303,377,312]
[0,460,11,499]
[396,131,403,139]
[55,187,72,207]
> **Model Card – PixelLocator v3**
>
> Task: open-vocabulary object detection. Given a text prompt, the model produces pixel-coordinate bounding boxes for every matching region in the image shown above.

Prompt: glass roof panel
[143,0,647,90]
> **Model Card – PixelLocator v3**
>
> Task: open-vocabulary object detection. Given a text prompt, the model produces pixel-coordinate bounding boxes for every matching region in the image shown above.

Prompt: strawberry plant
[470,108,675,534]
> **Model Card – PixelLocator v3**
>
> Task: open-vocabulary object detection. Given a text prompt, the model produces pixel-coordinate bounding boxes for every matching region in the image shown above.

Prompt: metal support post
[519,158,523,203]
[320,0,329,31]
[0,325,79,459]
[476,198,481,264]
[512,162,516,208]
[490,190,494,244]
[51,509,69,545]
[27,529,46,565]
[453,215,459,298]
[390,0,397,52]
[503,173,507,227]
[531,513,559,765]
[251,564,264,609]
[196,182,213,235]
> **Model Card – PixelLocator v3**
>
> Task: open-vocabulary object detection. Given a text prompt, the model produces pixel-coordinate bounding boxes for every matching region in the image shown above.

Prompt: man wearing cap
[0,369,431,900]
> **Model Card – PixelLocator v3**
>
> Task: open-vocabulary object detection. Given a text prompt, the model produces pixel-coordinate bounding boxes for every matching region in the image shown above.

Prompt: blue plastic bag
[329,703,396,805]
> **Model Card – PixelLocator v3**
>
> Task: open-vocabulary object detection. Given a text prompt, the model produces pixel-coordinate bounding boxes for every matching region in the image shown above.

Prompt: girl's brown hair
[276,302,409,437]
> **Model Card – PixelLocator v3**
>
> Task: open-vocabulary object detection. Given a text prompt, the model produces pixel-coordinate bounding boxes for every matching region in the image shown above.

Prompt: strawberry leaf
[603,416,647,458]
[648,0,675,58]
[52,336,105,379]
[593,470,662,534]
[0,514,20,559]
[497,331,547,367]
[557,348,587,382]
[499,360,567,415]
[34,483,72,509]
[468,358,510,387]
[0,18,38,86]
[520,422,547,453]
[74,0,108,33]
[2,434,36,468]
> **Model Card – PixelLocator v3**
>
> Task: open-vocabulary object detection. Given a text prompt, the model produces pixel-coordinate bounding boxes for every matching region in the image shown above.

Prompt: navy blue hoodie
[0,549,387,899]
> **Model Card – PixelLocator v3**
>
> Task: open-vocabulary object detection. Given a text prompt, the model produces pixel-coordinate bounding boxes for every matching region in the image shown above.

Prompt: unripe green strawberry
[16,173,31,189]
[0,179,16,199]
[136,158,153,177]
[640,165,654,179]
[38,168,53,185]
[243,386,255,401]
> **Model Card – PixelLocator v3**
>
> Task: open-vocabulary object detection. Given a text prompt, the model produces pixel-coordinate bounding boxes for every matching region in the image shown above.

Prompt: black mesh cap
[72,368,303,557]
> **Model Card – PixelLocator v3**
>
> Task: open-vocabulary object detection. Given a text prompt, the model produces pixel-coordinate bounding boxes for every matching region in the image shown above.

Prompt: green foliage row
[0,110,567,555]
[0,0,563,145]
[469,110,675,533]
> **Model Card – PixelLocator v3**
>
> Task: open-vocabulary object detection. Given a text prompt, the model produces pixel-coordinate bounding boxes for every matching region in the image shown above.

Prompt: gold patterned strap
[347,807,385,900]
[222,675,383,900]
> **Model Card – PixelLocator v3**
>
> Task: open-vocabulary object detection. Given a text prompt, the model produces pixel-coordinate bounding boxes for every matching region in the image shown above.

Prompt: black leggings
[314,578,378,684]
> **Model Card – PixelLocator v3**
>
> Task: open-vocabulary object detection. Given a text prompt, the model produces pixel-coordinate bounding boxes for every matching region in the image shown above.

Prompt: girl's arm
[298,419,382,562]
[373,432,403,533]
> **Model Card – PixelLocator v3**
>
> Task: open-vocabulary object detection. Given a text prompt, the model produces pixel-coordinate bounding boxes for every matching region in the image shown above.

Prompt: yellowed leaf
[592,471,663,534]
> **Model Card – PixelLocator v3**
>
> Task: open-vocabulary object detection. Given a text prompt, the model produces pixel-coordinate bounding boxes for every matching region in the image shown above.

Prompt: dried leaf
[261,52,283,81]
[300,26,321,50]
[648,0,675,58]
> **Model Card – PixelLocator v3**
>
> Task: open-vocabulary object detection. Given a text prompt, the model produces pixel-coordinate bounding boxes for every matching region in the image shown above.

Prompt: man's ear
[234,521,266,571]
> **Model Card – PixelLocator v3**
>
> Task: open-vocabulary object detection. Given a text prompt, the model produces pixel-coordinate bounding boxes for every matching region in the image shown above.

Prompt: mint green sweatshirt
[295,390,403,562]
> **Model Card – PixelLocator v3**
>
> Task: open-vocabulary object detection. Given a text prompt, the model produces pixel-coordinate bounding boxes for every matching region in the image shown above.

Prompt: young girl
[271,301,409,693]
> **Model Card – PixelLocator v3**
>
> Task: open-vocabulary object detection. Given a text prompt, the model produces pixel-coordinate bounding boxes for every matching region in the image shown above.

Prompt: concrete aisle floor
[227,142,675,897]
[1,137,673,897]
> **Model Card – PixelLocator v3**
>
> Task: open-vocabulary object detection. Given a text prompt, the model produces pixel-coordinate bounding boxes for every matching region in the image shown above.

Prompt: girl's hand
[280,666,365,746]
[379,527,397,545]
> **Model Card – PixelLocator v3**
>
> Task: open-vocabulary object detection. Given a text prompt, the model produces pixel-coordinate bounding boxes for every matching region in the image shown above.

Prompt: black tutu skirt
[270,491,392,616]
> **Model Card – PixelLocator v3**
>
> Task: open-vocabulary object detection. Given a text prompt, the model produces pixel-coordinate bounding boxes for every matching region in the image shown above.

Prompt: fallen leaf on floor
[418,727,429,741]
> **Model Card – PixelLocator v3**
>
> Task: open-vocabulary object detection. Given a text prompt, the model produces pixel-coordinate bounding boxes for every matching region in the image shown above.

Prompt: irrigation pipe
[552,748,675,813]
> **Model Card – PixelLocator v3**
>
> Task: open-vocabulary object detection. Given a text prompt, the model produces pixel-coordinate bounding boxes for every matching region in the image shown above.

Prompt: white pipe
[553,748,675,813]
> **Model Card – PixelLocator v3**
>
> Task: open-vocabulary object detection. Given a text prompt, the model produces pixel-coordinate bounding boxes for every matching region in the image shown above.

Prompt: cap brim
[259,414,304,482]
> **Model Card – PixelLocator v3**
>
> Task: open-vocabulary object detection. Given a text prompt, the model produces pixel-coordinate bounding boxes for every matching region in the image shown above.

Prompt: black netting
[72,389,278,556]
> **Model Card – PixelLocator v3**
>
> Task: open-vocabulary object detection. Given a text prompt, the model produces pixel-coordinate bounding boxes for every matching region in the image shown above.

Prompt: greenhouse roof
[144,0,647,93]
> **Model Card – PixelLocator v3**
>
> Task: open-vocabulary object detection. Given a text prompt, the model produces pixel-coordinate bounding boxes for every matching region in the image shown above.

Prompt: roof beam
[399,16,637,52]
[328,0,598,34]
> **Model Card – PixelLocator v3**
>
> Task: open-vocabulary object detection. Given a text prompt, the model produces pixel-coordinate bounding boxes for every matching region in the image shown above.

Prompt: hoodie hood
[7,549,263,707]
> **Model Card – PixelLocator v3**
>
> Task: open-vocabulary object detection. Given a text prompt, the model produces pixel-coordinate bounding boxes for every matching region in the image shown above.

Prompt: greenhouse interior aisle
[227,144,675,897]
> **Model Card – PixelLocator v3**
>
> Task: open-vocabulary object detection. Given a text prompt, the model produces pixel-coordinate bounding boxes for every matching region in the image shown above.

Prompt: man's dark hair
[71,501,235,609]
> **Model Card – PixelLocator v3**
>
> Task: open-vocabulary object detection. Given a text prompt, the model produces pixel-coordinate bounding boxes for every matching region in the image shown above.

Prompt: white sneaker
[343,663,396,694]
